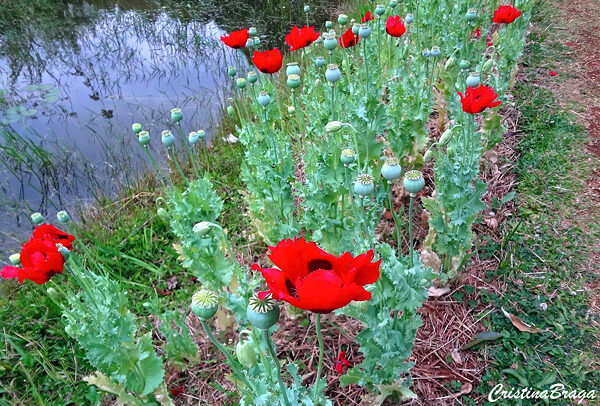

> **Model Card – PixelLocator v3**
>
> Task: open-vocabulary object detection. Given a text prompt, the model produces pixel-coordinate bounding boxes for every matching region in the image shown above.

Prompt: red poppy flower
[333,351,352,373]
[170,386,184,397]
[361,11,374,23]
[251,48,283,74]
[32,224,75,251]
[487,39,493,47]
[339,27,359,48]
[549,71,558,76]
[285,25,320,51]
[1,238,65,284]
[492,5,521,24]
[252,237,380,313]
[473,27,481,39]
[457,85,502,114]
[386,15,406,38]
[220,28,249,49]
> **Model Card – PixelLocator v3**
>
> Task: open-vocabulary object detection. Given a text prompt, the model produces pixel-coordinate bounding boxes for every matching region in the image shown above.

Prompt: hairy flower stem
[201,320,256,393]
[408,194,415,266]
[142,146,168,189]
[249,330,272,381]
[387,182,402,252]
[263,330,291,406]
[202,139,211,173]
[330,85,336,120]
[177,122,201,177]
[377,17,382,68]
[359,196,369,239]
[292,90,306,138]
[313,314,325,401]
[167,146,190,186]
[362,40,370,95]
[344,166,361,229]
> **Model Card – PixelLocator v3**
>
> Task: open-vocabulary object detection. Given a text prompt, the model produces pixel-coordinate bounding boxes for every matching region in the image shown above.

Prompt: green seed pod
[381,157,402,181]
[247,293,280,330]
[9,253,20,265]
[304,4,310,13]
[354,173,375,196]
[288,105,296,114]
[227,66,237,77]
[287,74,301,89]
[236,78,247,89]
[170,108,183,123]
[375,5,385,16]
[56,211,70,223]
[31,212,43,225]
[338,14,349,25]
[227,105,235,117]
[286,62,301,76]
[340,148,356,165]
[325,20,333,29]
[459,60,470,70]
[235,330,258,369]
[465,8,478,22]
[56,244,70,260]
[247,71,258,84]
[138,130,150,146]
[403,170,425,194]
[191,289,219,321]
[131,123,143,134]
[248,27,257,36]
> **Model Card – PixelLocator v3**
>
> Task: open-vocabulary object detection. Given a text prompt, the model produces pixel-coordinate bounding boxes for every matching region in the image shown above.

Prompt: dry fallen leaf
[427,286,450,297]
[501,307,540,333]
[457,383,472,396]
[450,348,463,365]
[421,249,441,272]
[485,216,498,229]
[166,275,178,291]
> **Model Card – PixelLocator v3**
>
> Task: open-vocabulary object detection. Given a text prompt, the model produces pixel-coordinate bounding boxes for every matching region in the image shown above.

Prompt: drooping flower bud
[438,128,454,146]
[138,130,150,146]
[227,105,235,117]
[191,289,219,321]
[423,149,433,162]
[287,74,301,89]
[9,253,20,265]
[235,330,258,369]
[288,105,296,114]
[193,221,214,236]
[358,23,371,39]
[247,293,280,330]
[46,287,59,300]
[325,120,343,133]
[338,14,349,25]
[466,71,481,88]
[286,62,301,76]
[340,148,356,165]
[482,58,494,73]
[170,108,183,123]
[31,212,43,225]
[56,211,70,223]
[131,123,142,134]
[354,173,375,196]
[161,130,175,146]
[381,157,402,181]
[459,60,470,70]
[257,91,271,107]
[325,63,341,84]
[157,207,169,221]
[403,170,425,194]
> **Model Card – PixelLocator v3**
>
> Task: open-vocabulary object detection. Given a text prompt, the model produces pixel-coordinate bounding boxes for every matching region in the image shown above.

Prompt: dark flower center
[285,279,298,298]
[307,259,333,273]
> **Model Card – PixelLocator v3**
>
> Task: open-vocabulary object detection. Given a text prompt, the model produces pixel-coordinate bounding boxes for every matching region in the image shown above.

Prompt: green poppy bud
[375,4,385,16]
[445,57,455,70]
[170,108,182,123]
[466,72,480,88]
[9,253,20,265]
[227,105,235,117]
[249,27,257,36]
[286,62,301,76]
[247,293,280,330]
[157,207,169,221]
[31,212,43,225]
[338,14,349,25]
[459,60,470,70]
[354,173,375,196]
[381,157,402,180]
[447,146,455,158]
[257,91,271,107]
[46,287,59,300]
[423,150,433,162]
[340,148,356,165]
[358,23,371,39]
[287,74,301,89]
[161,130,175,146]
[138,130,150,146]
[325,20,333,29]
[131,123,142,134]
[482,58,494,73]
[465,8,478,22]
[403,170,425,194]
[193,221,213,235]
[288,105,296,114]
[236,78,247,89]
[191,289,219,321]
[56,211,70,223]
[325,120,343,133]
[438,128,454,146]
[227,66,237,77]
[235,330,258,369]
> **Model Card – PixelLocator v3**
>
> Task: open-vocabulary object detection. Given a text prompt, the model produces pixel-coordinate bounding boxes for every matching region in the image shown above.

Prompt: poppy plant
[252,237,380,313]
[492,5,522,24]
[473,27,481,39]
[251,48,283,74]
[220,28,249,49]
[333,351,352,373]
[32,224,75,251]
[339,27,359,48]
[361,11,374,23]
[285,25,320,51]
[385,15,406,37]
[1,238,65,284]
[457,85,502,114]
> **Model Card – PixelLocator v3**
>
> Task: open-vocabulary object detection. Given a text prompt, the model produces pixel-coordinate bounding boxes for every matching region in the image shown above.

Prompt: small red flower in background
[251,48,283,74]
[1,238,65,284]
[285,25,320,51]
[362,11,374,23]
[549,71,558,76]
[339,27,359,48]
[252,237,380,313]
[386,15,406,38]
[487,39,493,47]
[170,386,184,397]
[333,351,352,373]
[492,5,521,24]
[458,85,502,114]
[473,27,481,39]
[220,28,249,49]
[33,224,75,251]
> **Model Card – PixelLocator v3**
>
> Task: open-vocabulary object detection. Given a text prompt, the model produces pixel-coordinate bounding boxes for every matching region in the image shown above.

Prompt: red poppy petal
[294,270,370,312]
[255,266,291,300]
[1,266,22,281]
[268,237,337,282]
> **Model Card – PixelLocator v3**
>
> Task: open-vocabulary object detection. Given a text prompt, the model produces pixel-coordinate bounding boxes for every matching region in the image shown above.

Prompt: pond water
[0,0,341,255]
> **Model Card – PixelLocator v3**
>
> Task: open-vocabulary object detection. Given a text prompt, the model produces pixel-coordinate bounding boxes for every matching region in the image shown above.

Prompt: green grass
[469,1,600,403]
